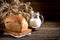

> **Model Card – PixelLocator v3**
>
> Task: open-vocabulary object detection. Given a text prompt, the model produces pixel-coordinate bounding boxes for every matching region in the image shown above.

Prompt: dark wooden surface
[0,21,60,40]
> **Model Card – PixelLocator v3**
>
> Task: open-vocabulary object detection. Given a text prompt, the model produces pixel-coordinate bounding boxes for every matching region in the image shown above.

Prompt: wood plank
[0,21,60,40]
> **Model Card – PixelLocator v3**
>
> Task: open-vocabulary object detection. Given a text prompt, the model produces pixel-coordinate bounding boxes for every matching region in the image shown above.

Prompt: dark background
[0,0,60,40]
[22,0,60,21]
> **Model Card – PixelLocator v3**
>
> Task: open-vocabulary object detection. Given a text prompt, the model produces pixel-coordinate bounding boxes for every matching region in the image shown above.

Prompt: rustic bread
[4,14,29,33]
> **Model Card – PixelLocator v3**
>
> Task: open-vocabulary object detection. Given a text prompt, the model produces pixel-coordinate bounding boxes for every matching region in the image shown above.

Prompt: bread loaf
[4,14,29,33]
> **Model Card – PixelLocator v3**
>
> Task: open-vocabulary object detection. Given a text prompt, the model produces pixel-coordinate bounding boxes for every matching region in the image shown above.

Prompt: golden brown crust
[4,14,30,34]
